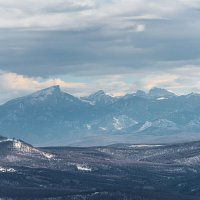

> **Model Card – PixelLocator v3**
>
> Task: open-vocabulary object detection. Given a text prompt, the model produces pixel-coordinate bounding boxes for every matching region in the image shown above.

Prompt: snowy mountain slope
[0,137,55,168]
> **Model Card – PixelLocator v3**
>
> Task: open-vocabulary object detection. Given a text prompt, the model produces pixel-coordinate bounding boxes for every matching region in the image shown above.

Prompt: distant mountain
[81,90,116,105]
[135,90,147,98]
[1,85,200,146]
[148,87,176,99]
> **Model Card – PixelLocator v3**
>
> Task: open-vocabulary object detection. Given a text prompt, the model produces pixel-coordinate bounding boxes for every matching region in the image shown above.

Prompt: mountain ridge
[0,85,200,146]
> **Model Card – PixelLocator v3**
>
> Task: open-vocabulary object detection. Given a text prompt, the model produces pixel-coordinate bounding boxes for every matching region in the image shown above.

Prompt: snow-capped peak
[82,90,115,105]
[31,85,61,98]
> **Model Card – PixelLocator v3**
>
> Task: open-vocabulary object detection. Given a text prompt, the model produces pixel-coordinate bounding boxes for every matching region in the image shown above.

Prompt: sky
[0,0,200,103]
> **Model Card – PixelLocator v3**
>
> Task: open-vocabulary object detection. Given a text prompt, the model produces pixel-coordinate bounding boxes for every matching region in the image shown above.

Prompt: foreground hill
[1,86,200,145]
[1,136,200,199]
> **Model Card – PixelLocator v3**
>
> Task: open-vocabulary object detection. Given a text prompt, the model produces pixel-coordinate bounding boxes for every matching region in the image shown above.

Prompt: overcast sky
[0,0,200,103]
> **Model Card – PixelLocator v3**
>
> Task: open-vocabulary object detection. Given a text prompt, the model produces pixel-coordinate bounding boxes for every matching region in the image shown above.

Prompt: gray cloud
[0,0,200,98]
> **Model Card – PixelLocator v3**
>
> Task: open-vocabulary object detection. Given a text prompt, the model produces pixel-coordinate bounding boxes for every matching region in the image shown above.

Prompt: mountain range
[1,85,200,146]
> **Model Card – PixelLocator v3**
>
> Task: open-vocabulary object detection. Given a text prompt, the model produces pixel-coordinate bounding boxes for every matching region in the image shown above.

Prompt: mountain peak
[135,90,147,97]
[91,90,106,96]
[86,90,108,100]
[31,85,61,98]
[82,90,115,105]
[41,85,61,93]
[149,87,175,98]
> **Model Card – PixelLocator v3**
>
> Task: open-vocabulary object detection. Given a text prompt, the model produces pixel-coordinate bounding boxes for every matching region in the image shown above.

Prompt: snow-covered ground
[0,166,16,173]
[76,164,92,172]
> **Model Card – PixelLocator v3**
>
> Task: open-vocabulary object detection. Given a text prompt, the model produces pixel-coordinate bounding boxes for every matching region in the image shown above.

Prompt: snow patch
[81,99,95,105]
[0,166,16,173]
[156,97,168,101]
[99,127,107,131]
[41,152,54,159]
[86,124,91,130]
[76,164,92,172]
[112,116,138,130]
[113,117,123,130]
[139,121,152,131]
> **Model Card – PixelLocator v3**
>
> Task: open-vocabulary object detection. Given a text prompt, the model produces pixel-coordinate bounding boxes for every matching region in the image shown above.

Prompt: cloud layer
[0,0,200,75]
[1,66,200,104]
[0,0,200,101]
